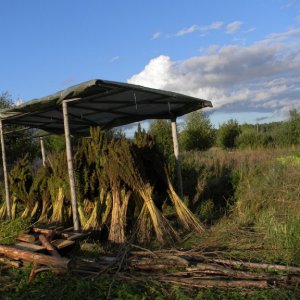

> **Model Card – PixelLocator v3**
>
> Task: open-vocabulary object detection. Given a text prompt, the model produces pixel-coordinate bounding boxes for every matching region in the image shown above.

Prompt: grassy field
[1,146,300,299]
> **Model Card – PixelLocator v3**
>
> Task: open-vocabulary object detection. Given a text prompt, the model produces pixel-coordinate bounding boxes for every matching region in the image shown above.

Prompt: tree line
[149,109,300,155]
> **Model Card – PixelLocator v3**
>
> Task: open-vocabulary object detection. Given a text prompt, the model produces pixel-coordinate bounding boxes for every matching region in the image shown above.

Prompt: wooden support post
[0,120,11,219]
[171,118,183,199]
[62,101,80,231]
[40,137,46,167]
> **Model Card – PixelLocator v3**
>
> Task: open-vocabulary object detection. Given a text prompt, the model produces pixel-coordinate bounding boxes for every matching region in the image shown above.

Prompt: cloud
[200,21,223,31]
[110,56,120,63]
[176,21,223,36]
[246,27,256,33]
[262,28,300,43]
[226,21,242,34]
[176,24,199,36]
[152,32,162,40]
[128,28,300,119]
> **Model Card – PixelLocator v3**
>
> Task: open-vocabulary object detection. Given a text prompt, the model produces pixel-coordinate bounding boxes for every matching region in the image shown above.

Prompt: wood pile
[0,225,87,280]
[2,235,300,290]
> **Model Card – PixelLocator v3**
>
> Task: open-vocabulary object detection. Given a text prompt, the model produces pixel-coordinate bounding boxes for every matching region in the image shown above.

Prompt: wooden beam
[62,101,80,231]
[40,137,46,167]
[171,118,183,198]
[0,244,70,270]
[0,120,11,219]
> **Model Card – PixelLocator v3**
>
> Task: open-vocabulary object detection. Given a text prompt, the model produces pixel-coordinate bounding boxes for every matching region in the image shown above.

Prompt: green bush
[180,111,215,151]
[276,109,300,146]
[217,119,240,149]
[236,130,275,149]
[148,119,173,160]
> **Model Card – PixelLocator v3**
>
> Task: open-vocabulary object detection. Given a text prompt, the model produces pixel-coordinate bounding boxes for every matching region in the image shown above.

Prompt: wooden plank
[15,242,45,252]
[16,233,36,243]
[51,239,75,249]
[66,232,89,241]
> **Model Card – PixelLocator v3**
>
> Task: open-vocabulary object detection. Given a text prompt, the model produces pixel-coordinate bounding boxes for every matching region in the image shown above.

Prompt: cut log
[0,245,70,270]
[160,277,270,289]
[0,256,22,268]
[15,242,45,252]
[51,239,75,250]
[61,226,74,232]
[16,233,36,244]
[31,227,56,236]
[39,234,60,257]
[62,232,87,240]
[208,258,300,273]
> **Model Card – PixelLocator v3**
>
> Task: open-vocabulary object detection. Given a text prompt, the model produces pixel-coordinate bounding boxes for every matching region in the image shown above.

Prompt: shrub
[180,111,215,151]
[236,130,275,149]
[217,119,240,149]
[148,119,173,160]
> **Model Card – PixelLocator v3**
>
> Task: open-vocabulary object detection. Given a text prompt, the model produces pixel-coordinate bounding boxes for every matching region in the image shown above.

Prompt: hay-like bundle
[83,189,108,230]
[0,202,6,220]
[108,188,131,243]
[166,173,204,234]
[50,187,65,223]
[135,203,152,244]
[108,139,178,244]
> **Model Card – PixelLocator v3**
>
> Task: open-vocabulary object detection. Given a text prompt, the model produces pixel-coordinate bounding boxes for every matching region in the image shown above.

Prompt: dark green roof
[0,79,212,134]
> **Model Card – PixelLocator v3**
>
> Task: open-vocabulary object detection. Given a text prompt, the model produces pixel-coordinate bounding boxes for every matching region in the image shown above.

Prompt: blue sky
[1,0,300,129]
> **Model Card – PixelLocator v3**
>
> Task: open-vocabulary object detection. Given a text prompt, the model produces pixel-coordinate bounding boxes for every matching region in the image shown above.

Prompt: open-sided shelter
[0,79,212,230]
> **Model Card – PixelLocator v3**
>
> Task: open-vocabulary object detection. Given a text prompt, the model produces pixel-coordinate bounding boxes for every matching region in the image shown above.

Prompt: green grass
[0,217,30,245]
[2,268,300,300]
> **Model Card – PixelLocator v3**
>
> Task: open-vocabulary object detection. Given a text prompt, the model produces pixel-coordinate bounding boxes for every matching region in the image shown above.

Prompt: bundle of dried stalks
[84,189,108,230]
[37,190,51,223]
[78,202,88,228]
[108,188,131,243]
[166,173,204,234]
[135,203,152,244]
[0,202,6,220]
[50,187,65,223]
[108,139,178,244]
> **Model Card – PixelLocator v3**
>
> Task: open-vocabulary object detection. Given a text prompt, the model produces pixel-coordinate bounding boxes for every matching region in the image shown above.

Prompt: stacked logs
[1,242,300,290]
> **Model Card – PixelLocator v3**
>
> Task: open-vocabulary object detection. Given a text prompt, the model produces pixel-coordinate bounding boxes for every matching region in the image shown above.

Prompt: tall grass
[184,147,300,265]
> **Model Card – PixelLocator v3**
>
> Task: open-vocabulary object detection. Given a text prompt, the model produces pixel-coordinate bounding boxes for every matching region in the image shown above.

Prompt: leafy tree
[217,119,240,149]
[148,120,173,159]
[0,93,38,164]
[43,134,66,152]
[180,111,215,151]
[0,92,13,109]
[279,109,300,146]
[236,130,275,149]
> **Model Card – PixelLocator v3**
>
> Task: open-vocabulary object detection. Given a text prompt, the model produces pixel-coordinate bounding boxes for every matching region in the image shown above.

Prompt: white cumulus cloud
[226,21,242,34]
[176,21,223,36]
[128,29,300,119]
[151,32,162,40]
